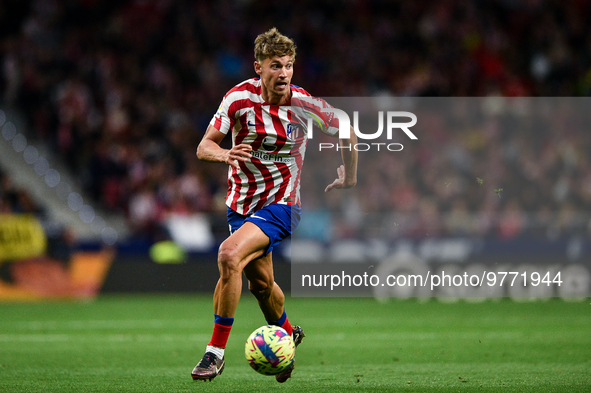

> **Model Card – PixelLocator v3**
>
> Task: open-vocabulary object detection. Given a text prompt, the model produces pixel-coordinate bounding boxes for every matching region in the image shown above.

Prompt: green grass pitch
[1,295,589,392]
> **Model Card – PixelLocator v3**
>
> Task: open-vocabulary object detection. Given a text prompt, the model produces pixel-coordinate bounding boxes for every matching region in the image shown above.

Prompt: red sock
[280,316,293,336]
[268,311,292,336]
[208,315,234,349]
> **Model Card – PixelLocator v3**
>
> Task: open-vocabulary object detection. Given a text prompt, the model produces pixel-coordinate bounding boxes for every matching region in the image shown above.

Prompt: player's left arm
[325,126,358,192]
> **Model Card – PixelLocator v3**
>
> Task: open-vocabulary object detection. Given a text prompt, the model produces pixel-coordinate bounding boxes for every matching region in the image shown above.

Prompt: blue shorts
[227,204,301,255]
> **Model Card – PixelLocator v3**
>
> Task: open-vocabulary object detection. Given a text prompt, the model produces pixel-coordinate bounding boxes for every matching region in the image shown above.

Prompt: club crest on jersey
[286,123,301,140]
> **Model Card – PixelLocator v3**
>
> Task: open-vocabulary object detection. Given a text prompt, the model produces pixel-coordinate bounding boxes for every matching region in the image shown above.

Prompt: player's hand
[225,144,253,169]
[325,165,356,192]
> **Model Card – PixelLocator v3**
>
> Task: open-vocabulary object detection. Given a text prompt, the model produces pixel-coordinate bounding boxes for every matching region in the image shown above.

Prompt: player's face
[255,55,294,105]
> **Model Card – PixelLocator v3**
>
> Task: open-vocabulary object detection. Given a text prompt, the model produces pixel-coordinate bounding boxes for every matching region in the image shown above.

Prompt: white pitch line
[309,331,525,341]
[0,319,198,331]
[0,333,210,343]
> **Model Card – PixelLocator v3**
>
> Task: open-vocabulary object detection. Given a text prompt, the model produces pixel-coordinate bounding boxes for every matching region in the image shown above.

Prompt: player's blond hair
[254,28,296,62]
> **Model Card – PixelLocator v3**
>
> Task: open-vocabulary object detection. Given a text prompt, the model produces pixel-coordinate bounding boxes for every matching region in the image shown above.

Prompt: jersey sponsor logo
[251,150,294,163]
[261,136,277,152]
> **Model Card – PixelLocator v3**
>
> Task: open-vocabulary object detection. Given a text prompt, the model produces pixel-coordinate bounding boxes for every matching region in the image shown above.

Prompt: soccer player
[191,27,357,382]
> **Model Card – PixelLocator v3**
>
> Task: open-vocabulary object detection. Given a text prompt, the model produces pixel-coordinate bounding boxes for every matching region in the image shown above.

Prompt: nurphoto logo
[308,109,417,152]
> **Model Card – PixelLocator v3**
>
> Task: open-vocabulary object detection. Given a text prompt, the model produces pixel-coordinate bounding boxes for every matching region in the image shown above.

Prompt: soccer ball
[245,325,295,375]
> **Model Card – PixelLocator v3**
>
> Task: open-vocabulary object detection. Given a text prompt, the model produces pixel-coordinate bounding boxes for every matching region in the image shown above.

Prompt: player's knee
[217,242,242,278]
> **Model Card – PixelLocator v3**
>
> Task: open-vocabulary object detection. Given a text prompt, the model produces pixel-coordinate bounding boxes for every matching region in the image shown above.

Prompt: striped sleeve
[210,96,234,134]
[290,92,341,137]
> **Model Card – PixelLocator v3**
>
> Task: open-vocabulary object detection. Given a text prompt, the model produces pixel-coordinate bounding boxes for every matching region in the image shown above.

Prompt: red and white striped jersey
[210,78,339,215]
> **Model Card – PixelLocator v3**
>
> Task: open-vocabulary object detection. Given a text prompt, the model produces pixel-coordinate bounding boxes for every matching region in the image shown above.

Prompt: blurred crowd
[1,0,591,242]
[0,169,44,215]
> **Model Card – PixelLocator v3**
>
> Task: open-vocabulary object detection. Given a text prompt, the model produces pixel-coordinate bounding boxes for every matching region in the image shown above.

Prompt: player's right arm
[197,125,252,170]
